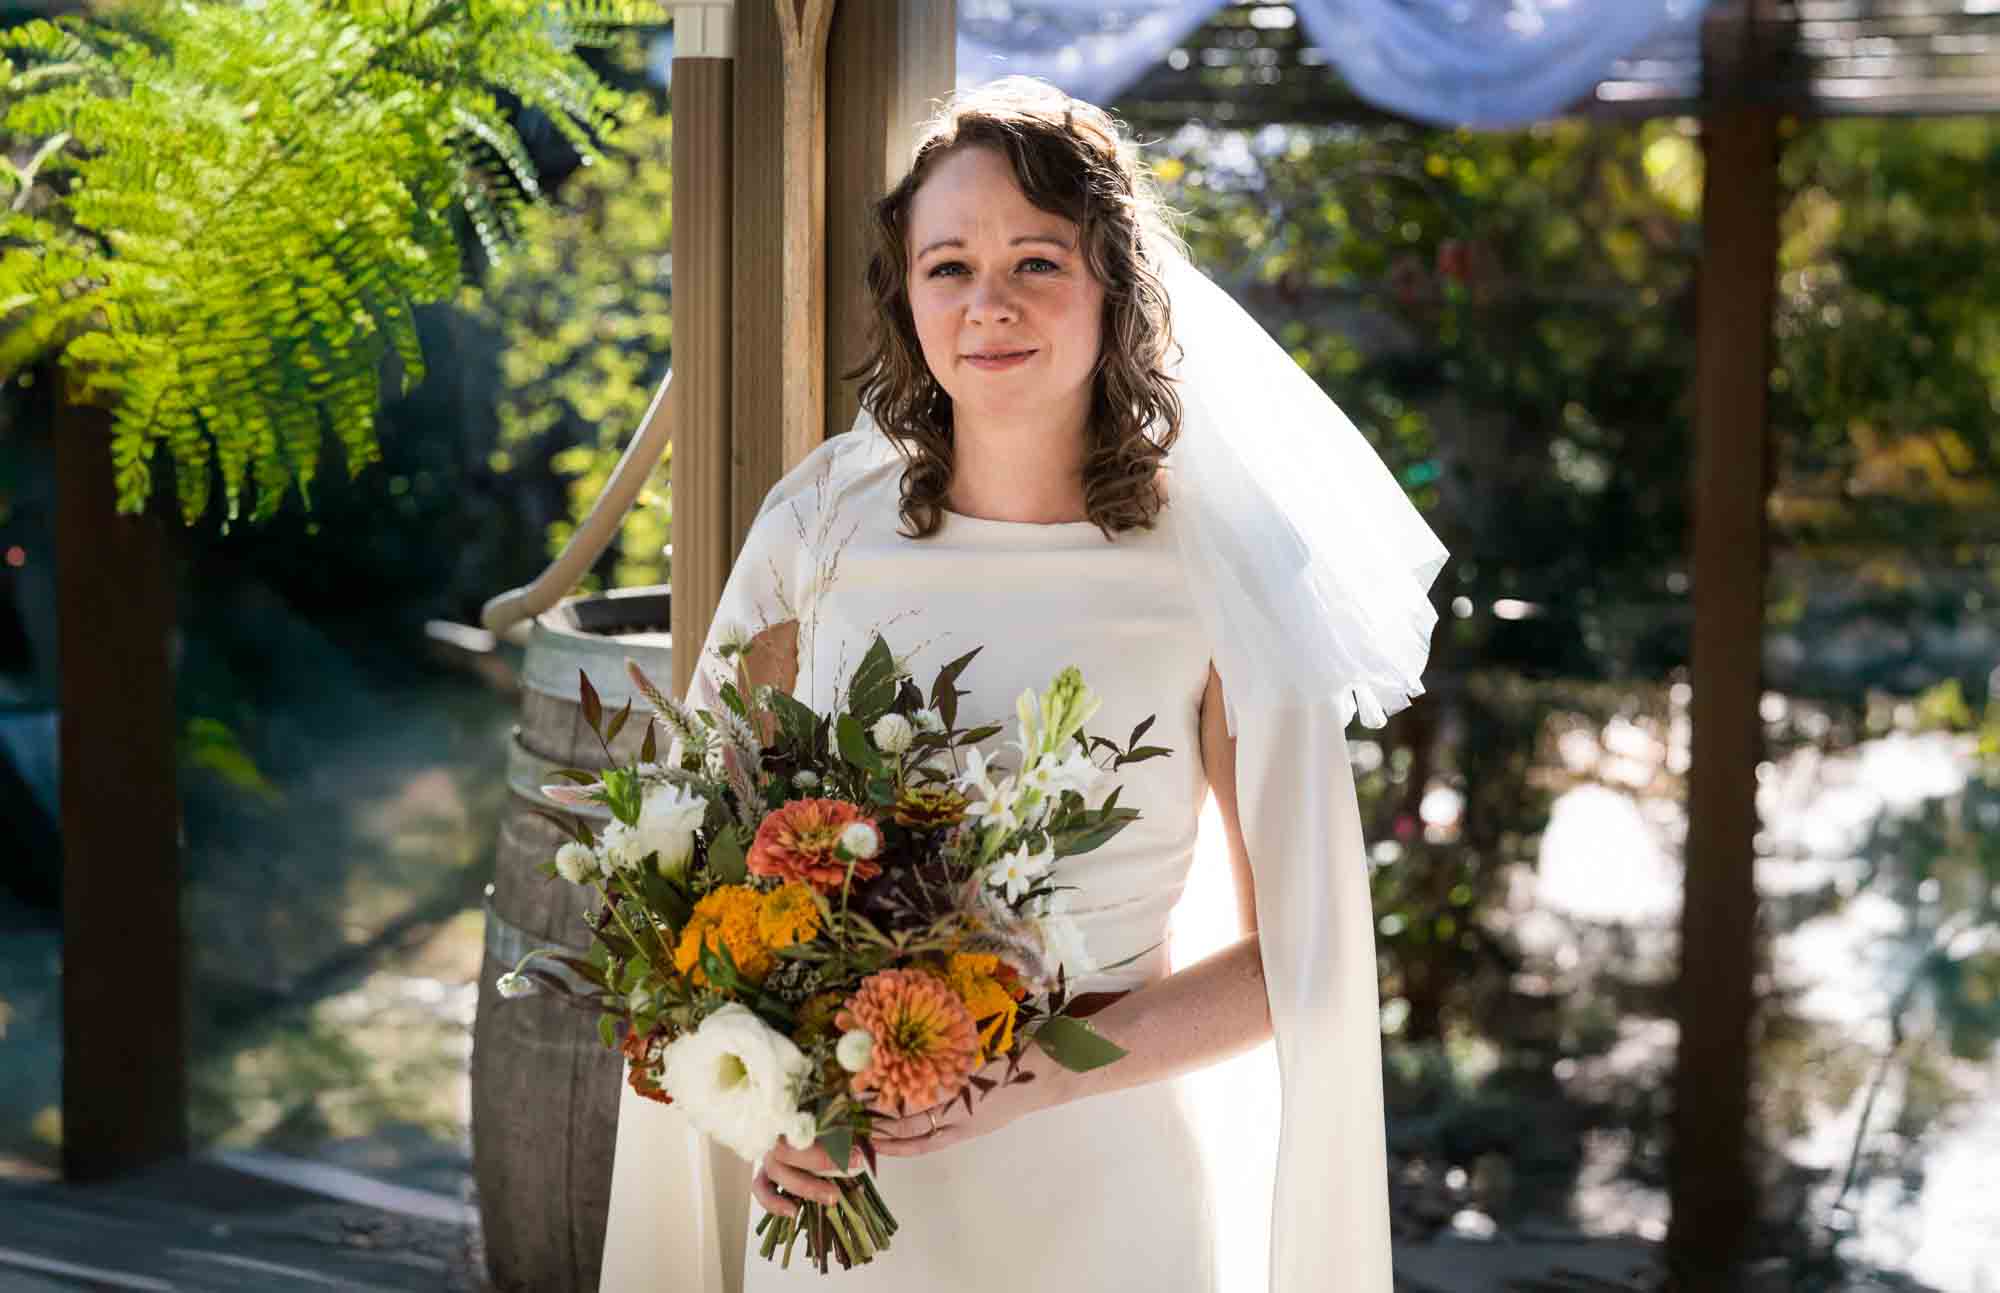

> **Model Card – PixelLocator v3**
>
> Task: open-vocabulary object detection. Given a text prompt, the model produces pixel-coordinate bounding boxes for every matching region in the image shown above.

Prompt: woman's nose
[966,274,1019,324]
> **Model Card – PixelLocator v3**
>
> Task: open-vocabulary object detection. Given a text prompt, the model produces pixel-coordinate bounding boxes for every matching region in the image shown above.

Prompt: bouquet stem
[753,1170,899,1273]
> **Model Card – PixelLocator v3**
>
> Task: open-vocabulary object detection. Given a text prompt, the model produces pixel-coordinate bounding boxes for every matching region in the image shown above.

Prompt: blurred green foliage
[468,73,673,591]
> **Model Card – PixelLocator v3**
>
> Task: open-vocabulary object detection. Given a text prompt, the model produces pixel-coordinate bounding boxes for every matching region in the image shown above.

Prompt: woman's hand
[867,1049,1068,1160]
[752,1139,865,1219]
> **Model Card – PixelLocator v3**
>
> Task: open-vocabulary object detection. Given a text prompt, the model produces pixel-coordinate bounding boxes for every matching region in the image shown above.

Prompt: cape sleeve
[599,427,896,1293]
[1230,695,1396,1292]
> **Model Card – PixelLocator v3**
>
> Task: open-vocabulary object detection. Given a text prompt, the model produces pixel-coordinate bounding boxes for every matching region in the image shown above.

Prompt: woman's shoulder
[743,428,903,543]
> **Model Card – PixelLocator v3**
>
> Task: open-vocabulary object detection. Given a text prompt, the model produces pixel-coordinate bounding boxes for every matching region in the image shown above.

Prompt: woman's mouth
[963,349,1036,371]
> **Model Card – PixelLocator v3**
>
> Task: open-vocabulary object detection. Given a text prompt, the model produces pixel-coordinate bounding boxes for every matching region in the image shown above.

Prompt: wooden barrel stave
[470,592,672,1293]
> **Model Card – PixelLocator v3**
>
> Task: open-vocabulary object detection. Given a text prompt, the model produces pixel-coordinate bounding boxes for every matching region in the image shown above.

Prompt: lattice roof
[1074,1,2000,128]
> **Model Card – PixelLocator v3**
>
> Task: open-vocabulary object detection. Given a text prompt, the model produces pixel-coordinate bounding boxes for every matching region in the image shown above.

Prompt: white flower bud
[496,972,534,999]
[792,769,821,790]
[871,713,915,755]
[554,841,595,885]
[836,1029,874,1073]
[912,708,946,735]
[839,821,882,861]
[627,986,654,1014]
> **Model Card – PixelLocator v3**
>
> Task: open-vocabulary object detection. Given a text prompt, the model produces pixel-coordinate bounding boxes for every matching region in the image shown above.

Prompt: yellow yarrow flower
[945,952,1020,1061]
[673,885,774,987]
[758,881,822,949]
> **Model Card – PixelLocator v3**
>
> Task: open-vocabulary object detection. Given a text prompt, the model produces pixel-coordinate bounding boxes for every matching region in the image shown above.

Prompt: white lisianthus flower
[661,1004,816,1164]
[495,972,534,999]
[554,841,596,885]
[835,1029,875,1073]
[634,782,709,878]
[987,839,1056,905]
[870,712,915,755]
[838,821,883,861]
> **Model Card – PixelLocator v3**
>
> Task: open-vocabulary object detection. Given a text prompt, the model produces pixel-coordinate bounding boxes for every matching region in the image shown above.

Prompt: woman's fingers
[751,1163,799,1219]
[764,1154,843,1206]
[771,1139,864,1175]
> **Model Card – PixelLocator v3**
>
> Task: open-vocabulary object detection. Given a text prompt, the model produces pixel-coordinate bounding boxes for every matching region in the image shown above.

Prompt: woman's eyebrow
[914,233,1074,260]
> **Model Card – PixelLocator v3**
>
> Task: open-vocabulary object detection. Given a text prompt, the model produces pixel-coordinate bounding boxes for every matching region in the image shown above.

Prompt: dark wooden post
[1671,1,1780,1283]
[823,0,957,443]
[668,8,736,702]
[47,366,187,1178]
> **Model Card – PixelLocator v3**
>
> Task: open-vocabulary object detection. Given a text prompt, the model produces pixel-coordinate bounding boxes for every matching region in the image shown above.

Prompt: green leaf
[816,1123,850,1173]
[1033,1015,1128,1073]
[598,1013,619,1051]
[836,713,885,777]
[929,647,982,730]
[767,689,820,751]
[707,826,748,885]
[846,635,900,724]
[638,868,693,933]
[1127,714,1156,748]
[641,720,658,764]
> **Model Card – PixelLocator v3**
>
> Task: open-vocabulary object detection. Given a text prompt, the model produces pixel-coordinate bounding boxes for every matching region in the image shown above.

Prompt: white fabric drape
[959,0,1712,129]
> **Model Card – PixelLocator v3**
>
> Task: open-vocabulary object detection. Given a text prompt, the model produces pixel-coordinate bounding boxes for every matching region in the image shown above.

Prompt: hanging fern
[0,0,665,526]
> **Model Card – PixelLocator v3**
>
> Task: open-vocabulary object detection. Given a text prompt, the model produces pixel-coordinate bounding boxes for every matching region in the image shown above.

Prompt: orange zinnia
[837,968,981,1116]
[746,798,883,894]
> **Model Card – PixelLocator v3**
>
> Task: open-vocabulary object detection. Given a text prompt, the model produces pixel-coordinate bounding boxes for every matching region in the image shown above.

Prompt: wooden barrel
[471,587,670,1293]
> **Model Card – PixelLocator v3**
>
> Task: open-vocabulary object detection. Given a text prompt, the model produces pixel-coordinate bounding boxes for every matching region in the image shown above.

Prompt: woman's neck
[945,404,1090,524]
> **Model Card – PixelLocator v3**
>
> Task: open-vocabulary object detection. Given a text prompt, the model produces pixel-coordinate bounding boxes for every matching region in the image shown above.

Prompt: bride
[598,76,1446,1292]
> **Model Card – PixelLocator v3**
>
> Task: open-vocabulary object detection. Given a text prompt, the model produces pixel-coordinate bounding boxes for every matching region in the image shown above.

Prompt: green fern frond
[0,0,658,524]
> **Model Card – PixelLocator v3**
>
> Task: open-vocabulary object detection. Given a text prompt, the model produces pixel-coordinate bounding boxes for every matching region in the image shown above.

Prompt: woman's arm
[1031,663,1273,1109]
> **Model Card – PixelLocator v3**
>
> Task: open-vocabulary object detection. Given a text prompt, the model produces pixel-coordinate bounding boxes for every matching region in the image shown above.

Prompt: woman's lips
[962,349,1036,371]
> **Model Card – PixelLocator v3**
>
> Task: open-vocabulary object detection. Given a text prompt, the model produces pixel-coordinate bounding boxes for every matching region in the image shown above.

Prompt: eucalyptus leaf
[1033,1015,1129,1073]
[707,826,748,885]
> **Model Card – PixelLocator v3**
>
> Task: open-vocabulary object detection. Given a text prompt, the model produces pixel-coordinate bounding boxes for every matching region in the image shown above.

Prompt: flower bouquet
[496,631,1170,1273]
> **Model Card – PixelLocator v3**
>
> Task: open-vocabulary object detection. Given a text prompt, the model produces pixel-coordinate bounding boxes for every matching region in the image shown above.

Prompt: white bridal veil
[599,243,1447,1293]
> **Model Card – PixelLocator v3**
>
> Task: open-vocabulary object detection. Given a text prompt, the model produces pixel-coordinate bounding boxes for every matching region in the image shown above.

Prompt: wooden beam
[773,0,835,473]
[668,55,735,701]
[824,0,956,442]
[49,368,187,1179]
[730,0,785,538]
[1670,3,1780,1284]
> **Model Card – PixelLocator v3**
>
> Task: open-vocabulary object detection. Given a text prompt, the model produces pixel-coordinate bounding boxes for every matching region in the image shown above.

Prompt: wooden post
[824,0,956,441]
[668,6,736,701]
[49,368,187,1179]
[1671,2,1779,1283]
[729,0,786,537]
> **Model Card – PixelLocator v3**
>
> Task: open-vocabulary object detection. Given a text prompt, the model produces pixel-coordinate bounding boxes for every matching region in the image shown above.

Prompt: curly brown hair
[843,76,1186,539]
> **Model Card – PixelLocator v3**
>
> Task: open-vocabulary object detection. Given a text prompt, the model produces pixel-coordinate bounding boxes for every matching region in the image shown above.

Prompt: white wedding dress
[601,417,1415,1292]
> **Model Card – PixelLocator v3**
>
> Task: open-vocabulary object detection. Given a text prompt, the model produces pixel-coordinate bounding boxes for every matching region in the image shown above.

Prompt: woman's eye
[1019,257,1059,273]
[927,261,967,278]
[925,258,1060,279]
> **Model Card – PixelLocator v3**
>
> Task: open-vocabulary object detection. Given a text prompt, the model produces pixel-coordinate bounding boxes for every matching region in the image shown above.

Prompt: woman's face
[903,145,1106,431]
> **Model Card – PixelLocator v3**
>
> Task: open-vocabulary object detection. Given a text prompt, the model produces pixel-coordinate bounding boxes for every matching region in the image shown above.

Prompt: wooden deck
[0,1152,493,1292]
